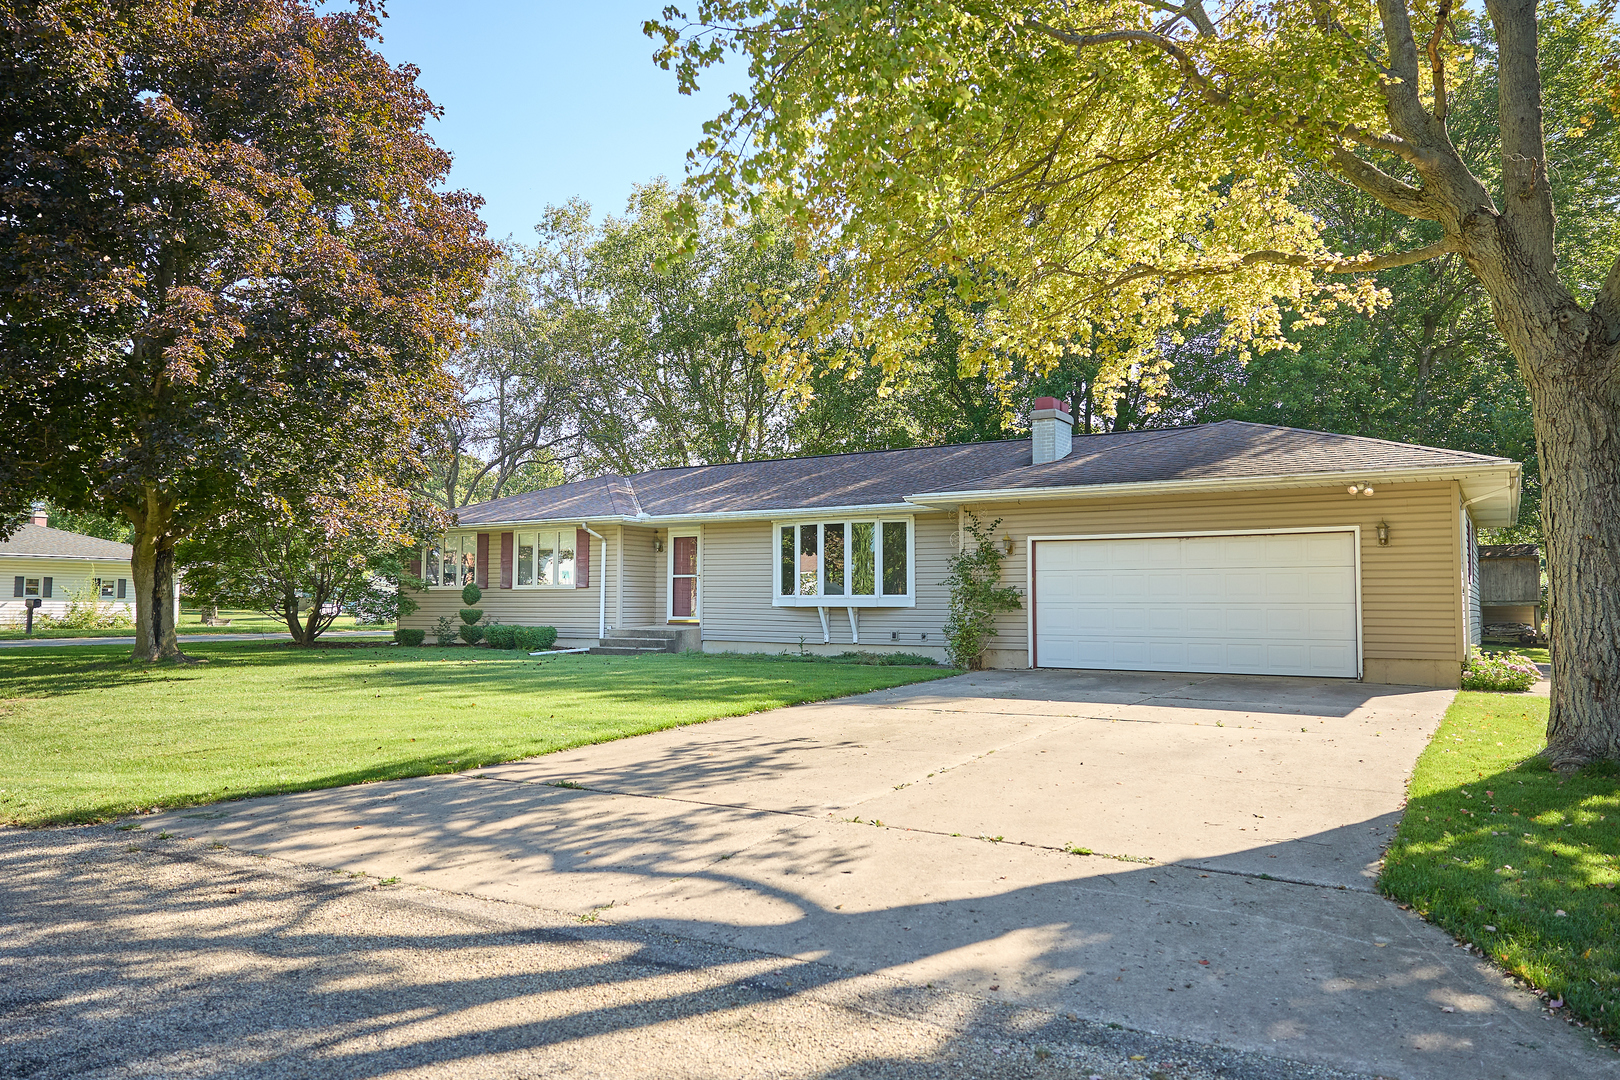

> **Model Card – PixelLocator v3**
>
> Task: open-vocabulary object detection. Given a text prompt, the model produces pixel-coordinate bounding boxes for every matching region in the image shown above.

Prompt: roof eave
[906,462,1524,527]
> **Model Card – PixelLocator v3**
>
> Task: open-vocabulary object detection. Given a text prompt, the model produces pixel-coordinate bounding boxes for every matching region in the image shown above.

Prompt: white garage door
[1033,531,1359,678]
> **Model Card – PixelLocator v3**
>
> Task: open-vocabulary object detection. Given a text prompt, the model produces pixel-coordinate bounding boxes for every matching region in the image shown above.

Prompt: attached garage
[1031,530,1360,678]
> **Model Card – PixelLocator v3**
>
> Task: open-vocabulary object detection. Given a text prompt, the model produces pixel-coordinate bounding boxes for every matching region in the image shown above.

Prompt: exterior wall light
[1347,482,1376,496]
[1003,534,1016,555]
[1376,521,1390,546]
[654,537,665,553]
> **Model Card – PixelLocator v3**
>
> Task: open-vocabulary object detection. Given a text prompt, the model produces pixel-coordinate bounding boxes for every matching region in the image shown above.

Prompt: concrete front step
[587,626,701,656]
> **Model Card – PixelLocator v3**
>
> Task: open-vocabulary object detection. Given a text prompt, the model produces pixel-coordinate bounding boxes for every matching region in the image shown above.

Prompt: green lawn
[0,608,390,640]
[0,642,955,826]
[1381,692,1619,1039]
[1481,643,1551,665]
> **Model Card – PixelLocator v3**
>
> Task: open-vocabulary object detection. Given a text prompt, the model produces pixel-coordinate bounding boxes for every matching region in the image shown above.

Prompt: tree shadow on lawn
[1381,752,1620,1039]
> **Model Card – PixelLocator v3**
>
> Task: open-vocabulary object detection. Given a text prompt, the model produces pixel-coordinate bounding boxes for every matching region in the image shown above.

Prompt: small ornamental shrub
[483,624,517,650]
[1461,649,1540,692]
[393,627,426,646]
[461,582,482,606]
[458,607,484,625]
[514,625,558,651]
[942,513,1022,670]
[432,615,457,646]
[458,623,484,645]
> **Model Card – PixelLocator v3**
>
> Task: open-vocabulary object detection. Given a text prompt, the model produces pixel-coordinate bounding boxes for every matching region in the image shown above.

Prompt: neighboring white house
[1,505,136,625]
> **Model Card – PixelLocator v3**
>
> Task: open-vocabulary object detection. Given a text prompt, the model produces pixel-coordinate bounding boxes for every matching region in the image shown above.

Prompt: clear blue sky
[371,1,744,242]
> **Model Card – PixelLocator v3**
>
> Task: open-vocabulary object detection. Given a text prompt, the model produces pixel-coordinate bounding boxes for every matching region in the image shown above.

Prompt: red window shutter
[408,554,422,580]
[499,532,514,589]
[476,532,490,589]
[576,528,591,588]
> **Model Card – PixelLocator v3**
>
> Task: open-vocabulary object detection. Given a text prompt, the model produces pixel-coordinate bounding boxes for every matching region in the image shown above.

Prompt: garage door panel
[1035,532,1358,678]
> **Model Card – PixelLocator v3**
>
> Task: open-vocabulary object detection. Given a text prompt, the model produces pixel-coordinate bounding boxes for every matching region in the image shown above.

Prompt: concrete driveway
[144,668,1613,1080]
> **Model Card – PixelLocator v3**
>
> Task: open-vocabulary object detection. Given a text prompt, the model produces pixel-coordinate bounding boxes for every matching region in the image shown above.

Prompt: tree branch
[1241,236,1461,274]
[1327,146,1440,218]
[1427,0,1453,122]
[1484,0,1556,272]
[1594,251,1620,344]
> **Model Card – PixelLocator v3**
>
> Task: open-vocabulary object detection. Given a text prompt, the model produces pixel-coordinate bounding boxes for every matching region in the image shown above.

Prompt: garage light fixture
[1003,534,1016,555]
[1376,521,1390,546]
[1347,482,1376,496]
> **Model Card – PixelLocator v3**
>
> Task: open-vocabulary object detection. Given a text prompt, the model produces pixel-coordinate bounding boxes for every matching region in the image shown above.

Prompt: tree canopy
[650,0,1620,765]
[0,0,493,658]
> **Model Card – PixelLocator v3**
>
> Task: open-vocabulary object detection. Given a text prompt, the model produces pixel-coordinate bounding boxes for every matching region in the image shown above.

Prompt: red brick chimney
[30,503,49,527]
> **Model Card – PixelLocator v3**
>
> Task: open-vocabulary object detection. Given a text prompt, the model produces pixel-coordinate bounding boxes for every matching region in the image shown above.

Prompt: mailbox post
[23,596,41,636]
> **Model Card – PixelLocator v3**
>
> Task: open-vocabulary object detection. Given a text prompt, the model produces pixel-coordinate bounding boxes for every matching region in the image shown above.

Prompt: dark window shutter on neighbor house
[42,577,51,598]
[117,579,126,599]
[476,533,490,589]
[499,532,514,589]
[576,529,591,588]
[12,577,21,597]
[408,554,422,579]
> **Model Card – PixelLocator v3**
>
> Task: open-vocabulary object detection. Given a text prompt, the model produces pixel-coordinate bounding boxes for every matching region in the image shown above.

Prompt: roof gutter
[906,462,1523,522]
[454,501,922,531]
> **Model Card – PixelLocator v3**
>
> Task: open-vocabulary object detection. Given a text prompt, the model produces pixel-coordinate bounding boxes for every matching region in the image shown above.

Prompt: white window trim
[513,528,578,590]
[423,534,478,590]
[22,577,41,599]
[666,530,702,621]
[770,516,916,608]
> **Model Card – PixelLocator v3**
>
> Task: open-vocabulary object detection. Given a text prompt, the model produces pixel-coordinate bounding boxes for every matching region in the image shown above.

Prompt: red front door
[671,535,698,618]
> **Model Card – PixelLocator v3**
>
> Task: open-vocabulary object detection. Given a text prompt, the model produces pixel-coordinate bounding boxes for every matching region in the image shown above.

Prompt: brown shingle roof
[1480,544,1540,559]
[452,420,1516,525]
[0,524,133,561]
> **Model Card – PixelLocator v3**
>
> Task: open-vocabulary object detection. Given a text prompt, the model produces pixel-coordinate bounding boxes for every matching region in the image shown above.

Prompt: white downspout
[583,524,607,640]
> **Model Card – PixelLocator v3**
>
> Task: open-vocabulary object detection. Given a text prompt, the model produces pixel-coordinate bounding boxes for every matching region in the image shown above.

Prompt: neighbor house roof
[1480,544,1540,559]
[0,523,133,561]
[453,419,1522,528]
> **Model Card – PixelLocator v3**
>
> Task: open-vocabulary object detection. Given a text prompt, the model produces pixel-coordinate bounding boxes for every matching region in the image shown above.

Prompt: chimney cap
[1032,396,1072,416]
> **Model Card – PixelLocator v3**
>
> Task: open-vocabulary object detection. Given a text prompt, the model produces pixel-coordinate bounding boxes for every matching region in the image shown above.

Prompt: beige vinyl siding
[399,531,610,643]
[692,481,1465,677]
[695,513,958,651]
[978,480,1464,666]
[1,556,133,623]
[616,526,660,630]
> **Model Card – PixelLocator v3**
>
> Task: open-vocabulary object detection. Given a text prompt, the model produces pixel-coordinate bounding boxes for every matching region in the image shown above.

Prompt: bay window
[515,529,575,588]
[774,518,912,606]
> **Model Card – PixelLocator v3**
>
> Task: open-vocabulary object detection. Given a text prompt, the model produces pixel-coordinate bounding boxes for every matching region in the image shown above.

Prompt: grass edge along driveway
[0,642,956,827]
[1380,690,1620,1043]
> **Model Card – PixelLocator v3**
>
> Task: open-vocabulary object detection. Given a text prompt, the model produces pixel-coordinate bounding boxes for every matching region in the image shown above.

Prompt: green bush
[432,616,457,646]
[514,625,558,651]
[1461,648,1540,692]
[483,624,517,650]
[458,623,484,646]
[942,513,1022,670]
[458,607,484,625]
[393,627,426,646]
[461,582,482,606]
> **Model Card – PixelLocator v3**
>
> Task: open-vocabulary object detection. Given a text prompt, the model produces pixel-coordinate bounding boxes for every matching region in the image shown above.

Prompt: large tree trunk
[1527,368,1620,768]
[127,491,185,662]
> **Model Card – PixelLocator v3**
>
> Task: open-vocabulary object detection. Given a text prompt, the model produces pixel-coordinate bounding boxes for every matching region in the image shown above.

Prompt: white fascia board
[0,552,133,563]
[906,463,1524,526]
[454,502,923,531]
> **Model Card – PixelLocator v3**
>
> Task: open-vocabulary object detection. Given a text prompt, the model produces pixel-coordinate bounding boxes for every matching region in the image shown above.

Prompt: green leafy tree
[178,479,437,645]
[652,0,1620,767]
[0,0,492,660]
[942,514,1022,670]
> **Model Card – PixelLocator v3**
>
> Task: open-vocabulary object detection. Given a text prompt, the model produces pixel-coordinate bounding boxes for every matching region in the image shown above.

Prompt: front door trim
[666,530,701,622]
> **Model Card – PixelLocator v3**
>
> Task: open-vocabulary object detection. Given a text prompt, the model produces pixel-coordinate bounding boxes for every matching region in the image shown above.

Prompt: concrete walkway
[141,669,1612,1079]
[0,629,393,648]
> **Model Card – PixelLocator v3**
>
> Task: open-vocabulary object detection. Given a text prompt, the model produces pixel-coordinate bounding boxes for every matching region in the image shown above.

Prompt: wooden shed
[1479,544,1541,638]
